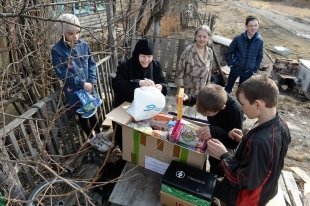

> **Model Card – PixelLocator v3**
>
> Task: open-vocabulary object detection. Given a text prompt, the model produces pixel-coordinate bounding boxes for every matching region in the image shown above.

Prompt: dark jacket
[184,94,243,149]
[226,31,264,73]
[184,93,243,176]
[51,38,97,107]
[112,58,168,107]
[216,113,291,206]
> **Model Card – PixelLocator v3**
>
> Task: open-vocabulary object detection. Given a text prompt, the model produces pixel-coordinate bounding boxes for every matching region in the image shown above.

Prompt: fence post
[106,0,118,72]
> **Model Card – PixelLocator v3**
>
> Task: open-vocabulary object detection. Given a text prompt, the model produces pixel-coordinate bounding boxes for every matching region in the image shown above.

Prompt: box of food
[106,102,207,174]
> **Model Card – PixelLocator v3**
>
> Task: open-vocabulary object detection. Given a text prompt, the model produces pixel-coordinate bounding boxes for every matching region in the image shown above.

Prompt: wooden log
[266,182,286,206]
[289,166,310,184]
[278,172,292,206]
[282,170,303,206]
[166,39,176,80]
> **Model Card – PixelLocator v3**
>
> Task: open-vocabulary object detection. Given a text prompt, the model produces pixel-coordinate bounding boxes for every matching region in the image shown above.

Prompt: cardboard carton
[161,161,217,202]
[160,161,216,206]
[106,102,207,174]
[160,191,194,206]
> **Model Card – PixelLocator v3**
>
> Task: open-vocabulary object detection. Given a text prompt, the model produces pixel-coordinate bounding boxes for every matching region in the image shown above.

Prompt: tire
[27,178,89,206]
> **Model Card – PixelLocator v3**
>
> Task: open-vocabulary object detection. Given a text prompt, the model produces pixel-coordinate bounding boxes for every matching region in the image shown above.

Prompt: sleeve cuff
[220,152,230,160]
[80,81,85,88]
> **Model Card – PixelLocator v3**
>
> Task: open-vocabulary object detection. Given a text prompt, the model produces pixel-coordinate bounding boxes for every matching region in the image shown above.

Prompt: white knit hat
[56,13,81,34]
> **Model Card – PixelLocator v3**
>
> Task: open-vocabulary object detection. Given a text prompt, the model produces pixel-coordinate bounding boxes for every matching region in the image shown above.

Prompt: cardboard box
[160,191,194,206]
[161,161,217,204]
[106,102,207,174]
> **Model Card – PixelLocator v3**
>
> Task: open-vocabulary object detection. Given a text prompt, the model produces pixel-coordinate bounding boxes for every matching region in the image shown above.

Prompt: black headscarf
[132,39,154,57]
[130,39,155,77]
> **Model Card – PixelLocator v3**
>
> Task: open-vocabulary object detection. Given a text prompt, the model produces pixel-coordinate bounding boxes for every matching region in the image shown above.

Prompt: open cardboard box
[106,102,207,174]
[160,191,195,206]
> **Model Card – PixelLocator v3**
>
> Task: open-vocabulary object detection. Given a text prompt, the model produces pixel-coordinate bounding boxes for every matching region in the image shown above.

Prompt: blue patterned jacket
[51,38,97,107]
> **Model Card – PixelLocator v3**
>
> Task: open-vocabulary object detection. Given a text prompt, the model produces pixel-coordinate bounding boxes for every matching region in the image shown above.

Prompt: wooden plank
[0,137,10,159]
[159,38,168,70]
[109,162,162,206]
[305,183,310,195]
[166,39,176,80]
[28,119,44,151]
[102,118,112,128]
[50,99,67,154]
[266,181,286,206]
[153,37,161,61]
[9,131,35,187]
[176,39,186,66]
[282,170,303,206]
[289,166,310,184]
[278,172,292,206]
[19,123,37,156]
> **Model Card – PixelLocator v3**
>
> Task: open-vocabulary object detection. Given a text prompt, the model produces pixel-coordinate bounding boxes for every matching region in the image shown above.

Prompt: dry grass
[160,15,181,37]
[240,0,310,19]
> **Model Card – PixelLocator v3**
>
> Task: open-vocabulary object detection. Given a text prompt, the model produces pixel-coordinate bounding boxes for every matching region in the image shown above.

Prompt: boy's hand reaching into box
[206,139,228,160]
[197,126,212,141]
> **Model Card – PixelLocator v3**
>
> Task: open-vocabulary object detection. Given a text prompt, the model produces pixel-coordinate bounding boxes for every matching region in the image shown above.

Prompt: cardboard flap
[106,102,133,125]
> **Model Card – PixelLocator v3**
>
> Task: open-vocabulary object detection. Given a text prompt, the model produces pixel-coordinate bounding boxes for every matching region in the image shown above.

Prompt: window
[95,0,106,12]
[73,1,90,15]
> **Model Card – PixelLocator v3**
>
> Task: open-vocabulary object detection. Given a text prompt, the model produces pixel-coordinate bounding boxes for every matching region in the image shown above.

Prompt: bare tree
[136,0,148,32]
[142,0,171,37]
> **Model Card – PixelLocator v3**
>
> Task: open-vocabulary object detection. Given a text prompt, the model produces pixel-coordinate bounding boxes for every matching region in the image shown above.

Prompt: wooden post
[106,0,118,72]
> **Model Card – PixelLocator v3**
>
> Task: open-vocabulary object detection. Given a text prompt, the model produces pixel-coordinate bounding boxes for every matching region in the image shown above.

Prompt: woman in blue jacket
[225,15,264,93]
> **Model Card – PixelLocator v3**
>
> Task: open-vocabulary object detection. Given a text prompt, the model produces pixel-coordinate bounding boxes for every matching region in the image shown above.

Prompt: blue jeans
[225,68,254,93]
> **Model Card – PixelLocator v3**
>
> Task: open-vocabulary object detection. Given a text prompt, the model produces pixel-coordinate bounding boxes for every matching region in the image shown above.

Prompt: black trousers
[77,114,101,138]
[113,122,123,149]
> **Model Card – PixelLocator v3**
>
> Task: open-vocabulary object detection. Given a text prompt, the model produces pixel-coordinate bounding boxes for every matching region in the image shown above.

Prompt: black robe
[112,58,168,107]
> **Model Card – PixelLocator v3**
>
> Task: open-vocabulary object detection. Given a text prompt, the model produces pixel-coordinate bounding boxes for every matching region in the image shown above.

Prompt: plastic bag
[127,86,166,121]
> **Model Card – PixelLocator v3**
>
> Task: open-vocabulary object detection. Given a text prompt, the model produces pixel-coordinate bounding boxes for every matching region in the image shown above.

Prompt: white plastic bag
[127,86,166,121]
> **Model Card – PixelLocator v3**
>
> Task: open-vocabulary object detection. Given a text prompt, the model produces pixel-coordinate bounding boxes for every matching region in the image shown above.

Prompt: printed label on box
[145,155,169,174]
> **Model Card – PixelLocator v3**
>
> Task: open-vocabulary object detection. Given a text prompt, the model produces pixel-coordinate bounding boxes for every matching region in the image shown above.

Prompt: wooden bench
[109,164,308,206]
[109,162,162,206]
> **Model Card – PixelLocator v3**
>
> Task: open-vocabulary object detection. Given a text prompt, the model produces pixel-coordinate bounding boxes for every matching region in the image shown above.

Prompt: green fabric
[0,192,4,206]
[161,184,210,206]
[180,147,189,164]
[133,130,141,164]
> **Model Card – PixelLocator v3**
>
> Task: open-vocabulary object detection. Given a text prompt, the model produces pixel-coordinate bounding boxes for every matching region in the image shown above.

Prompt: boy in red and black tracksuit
[207,75,291,205]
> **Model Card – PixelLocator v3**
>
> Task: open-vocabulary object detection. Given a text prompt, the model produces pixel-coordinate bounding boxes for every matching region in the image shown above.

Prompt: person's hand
[197,125,212,141]
[206,139,228,160]
[155,84,162,92]
[183,93,189,101]
[228,128,243,142]
[83,82,93,92]
[139,78,155,87]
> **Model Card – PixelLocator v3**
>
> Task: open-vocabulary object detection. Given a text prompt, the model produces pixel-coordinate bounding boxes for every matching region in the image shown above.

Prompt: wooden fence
[0,53,114,197]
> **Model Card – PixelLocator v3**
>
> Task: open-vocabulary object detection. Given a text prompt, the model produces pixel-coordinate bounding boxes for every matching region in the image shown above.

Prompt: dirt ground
[199,0,310,175]
[166,0,310,178]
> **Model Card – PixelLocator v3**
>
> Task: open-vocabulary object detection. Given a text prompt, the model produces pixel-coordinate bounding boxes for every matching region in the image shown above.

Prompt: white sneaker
[90,133,113,152]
